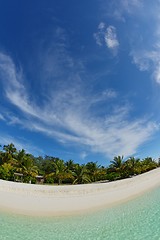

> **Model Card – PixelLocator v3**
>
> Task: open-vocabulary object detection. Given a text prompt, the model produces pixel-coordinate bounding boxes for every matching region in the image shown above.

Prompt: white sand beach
[0,168,160,216]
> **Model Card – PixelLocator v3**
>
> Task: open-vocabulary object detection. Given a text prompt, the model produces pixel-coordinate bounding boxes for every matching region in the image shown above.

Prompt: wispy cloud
[108,0,143,22]
[131,48,160,84]
[121,0,143,13]
[0,133,43,156]
[80,152,88,160]
[129,2,160,84]
[94,22,105,46]
[0,113,5,121]
[0,26,158,159]
[94,23,119,55]
[0,53,39,117]
[103,0,160,85]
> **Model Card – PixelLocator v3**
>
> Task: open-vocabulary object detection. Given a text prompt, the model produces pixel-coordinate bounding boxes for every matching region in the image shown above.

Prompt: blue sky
[0,0,160,165]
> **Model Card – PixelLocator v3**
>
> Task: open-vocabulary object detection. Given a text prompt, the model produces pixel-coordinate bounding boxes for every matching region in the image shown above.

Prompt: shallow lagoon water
[0,186,160,240]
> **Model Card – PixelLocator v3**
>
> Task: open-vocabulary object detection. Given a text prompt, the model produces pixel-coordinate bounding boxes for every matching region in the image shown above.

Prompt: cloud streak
[104,0,160,85]
[0,26,159,159]
[0,133,43,156]
[0,113,5,121]
[108,0,143,22]
[131,48,160,84]
[128,2,160,84]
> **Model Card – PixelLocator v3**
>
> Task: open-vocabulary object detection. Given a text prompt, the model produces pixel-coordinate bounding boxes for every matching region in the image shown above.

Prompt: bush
[0,163,14,181]
[44,175,54,184]
[106,172,121,181]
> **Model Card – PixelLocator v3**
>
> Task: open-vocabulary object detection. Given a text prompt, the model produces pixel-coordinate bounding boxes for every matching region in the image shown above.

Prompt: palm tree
[86,162,101,182]
[110,156,124,170]
[3,143,17,155]
[72,164,91,184]
[52,159,72,185]
[125,157,140,176]
[65,159,75,171]
[2,143,17,163]
[141,157,158,172]
[16,152,38,183]
[108,156,126,179]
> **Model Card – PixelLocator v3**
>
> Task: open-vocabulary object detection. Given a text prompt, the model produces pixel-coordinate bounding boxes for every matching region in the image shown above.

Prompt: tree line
[0,143,159,184]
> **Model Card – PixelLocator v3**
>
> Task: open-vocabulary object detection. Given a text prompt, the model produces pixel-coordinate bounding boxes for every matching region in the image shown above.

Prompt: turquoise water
[0,187,160,240]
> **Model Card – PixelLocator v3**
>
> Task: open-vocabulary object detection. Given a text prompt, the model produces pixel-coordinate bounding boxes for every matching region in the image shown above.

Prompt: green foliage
[0,143,17,165]
[44,174,54,184]
[110,156,124,169]
[72,164,91,184]
[0,142,159,185]
[0,163,14,181]
[86,162,102,182]
[106,172,121,181]
[15,150,38,183]
[107,155,158,181]
[53,159,67,184]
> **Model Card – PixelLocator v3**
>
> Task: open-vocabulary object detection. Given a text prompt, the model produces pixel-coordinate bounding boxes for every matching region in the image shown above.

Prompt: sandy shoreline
[0,168,160,216]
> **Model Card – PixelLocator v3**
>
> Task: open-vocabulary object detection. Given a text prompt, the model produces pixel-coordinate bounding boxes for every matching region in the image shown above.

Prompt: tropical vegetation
[0,143,159,184]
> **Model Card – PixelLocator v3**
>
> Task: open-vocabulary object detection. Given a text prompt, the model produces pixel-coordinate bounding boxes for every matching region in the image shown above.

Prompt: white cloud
[102,89,117,98]
[93,29,103,46]
[7,115,22,125]
[0,50,158,159]
[122,0,143,12]
[104,26,119,52]
[154,63,160,83]
[110,0,143,21]
[0,134,43,156]
[90,89,117,105]
[131,48,160,84]
[0,53,39,117]
[0,113,5,121]
[80,152,87,160]
[120,1,160,84]
[98,22,105,30]
[93,22,106,46]
[93,33,103,46]
[62,110,158,157]
[94,23,119,55]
